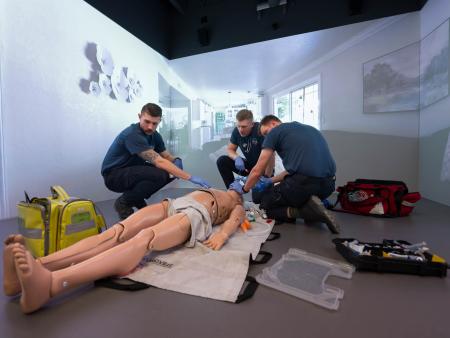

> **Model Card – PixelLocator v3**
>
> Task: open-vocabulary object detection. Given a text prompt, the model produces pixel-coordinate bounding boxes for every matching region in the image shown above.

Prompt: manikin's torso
[187,189,242,224]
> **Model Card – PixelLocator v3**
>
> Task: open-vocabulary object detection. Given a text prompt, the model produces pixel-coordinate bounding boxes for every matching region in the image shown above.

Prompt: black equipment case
[333,238,448,277]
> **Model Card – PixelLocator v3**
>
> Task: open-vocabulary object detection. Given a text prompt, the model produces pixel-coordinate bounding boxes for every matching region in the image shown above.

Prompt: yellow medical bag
[17,186,106,257]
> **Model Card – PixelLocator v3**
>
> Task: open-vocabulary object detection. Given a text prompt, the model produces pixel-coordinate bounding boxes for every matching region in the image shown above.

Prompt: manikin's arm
[203,204,245,250]
[227,143,240,160]
[243,148,274,192]
[139,149,190,179]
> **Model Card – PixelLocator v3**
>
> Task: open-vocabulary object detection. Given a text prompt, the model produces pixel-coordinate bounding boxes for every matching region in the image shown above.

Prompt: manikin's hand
[203,231,229,250]
[173,158,183,170]
[189,175,211,188]
[229,179,245,194]
[234,157,246,172]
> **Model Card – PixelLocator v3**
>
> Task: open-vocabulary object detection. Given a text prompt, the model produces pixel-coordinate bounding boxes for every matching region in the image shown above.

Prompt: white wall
[419,0,450,206]
[0,0,197,219]
[0,8,5,217]
[265,14,421,137]
[262,14,421,190]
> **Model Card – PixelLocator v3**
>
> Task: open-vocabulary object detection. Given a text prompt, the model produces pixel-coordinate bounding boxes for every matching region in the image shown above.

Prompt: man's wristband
[242,186,249,194]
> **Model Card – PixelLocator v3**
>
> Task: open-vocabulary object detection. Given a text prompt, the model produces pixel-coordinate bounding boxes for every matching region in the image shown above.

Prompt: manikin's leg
[13,213,191,314]
[3,202,168,296]
[39,202,168,270]
[3,235,25,296]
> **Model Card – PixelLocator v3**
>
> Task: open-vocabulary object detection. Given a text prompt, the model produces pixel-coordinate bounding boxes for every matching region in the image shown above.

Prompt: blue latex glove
[229,178,245,194]
[173,158,183,170]
[253,176,273,192]
[189,176,211,188]
[234,156,246,172]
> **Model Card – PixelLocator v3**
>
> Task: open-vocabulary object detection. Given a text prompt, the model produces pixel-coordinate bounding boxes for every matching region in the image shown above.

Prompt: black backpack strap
[235,276,259,303]
[24,191,32,203]
[95,277,151,291]
[93,204,108,231]
[250,251,272,265]
[266,232,281,241]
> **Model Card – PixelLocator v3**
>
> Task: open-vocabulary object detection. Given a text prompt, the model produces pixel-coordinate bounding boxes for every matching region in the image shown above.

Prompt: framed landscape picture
[420,19,449,108]
[363,42,420,113]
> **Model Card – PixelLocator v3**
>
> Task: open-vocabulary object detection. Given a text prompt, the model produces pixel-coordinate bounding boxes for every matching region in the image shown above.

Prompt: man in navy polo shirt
[216,109,274,188]
[230,115,340,233]
[102,103,211,219]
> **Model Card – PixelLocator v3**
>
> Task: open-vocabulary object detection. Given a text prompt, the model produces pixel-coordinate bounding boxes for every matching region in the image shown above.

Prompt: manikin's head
[235,109,254,137]
[259,114,282,137]
[138,103,162,135]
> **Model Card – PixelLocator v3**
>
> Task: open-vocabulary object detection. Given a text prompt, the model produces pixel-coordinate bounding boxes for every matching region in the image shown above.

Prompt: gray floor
[1,195,450,338]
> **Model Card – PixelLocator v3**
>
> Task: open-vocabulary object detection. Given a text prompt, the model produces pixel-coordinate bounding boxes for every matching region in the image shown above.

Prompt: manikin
[3,188,244,314]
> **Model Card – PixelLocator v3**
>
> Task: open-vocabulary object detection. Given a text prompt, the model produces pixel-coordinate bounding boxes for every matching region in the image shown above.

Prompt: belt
[293,173,336,180]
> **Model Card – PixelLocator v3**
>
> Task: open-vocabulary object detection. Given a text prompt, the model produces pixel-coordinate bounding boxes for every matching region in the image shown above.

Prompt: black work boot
[266,207,296,225]
[289,196,340,234]
[114,196,134,220]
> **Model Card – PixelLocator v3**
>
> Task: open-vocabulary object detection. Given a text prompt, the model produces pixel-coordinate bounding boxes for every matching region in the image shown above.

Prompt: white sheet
[126,213,274,302]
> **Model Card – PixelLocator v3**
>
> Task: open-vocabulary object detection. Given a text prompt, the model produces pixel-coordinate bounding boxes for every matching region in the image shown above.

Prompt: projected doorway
[158,74,191,156]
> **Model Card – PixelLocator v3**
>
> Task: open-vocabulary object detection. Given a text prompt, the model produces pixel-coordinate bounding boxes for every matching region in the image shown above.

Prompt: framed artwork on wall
[441,130,450,182]
[363,42,420,113]
[420,19,449,109]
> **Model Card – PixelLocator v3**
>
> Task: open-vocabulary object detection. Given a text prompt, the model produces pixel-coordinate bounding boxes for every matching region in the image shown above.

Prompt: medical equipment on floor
[256,248,354,310]
[17,186,106,257]
[333,238,448,277]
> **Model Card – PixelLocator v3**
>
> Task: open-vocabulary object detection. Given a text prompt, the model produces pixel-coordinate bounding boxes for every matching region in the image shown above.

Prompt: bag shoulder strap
[354,179,408,192]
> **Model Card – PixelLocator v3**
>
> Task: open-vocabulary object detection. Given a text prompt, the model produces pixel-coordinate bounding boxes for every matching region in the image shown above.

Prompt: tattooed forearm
[140,149,161,164]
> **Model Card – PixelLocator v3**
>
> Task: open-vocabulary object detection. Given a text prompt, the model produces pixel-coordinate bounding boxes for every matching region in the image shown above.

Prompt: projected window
[158,74,190,156]
[274,94,290,123]
[209,96,262,144]
[273,79,320,129]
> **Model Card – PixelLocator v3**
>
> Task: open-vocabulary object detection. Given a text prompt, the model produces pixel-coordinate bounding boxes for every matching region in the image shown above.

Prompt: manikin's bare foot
[3,234,25,296]
[13,243,52,314]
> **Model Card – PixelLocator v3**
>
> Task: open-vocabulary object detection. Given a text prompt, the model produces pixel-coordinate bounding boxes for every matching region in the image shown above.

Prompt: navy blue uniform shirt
[262,122,336,178]
[101,123,166,175]
[230,122,264,167]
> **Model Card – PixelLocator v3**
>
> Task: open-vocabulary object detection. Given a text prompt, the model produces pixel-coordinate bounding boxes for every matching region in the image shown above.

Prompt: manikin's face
[236,119,254,137]
[139,112,161,135]
[260,121,280,136]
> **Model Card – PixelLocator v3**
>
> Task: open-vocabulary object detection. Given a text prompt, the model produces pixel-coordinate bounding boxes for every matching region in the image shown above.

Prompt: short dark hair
[141,103,162,118]
[236,109,253,122]
[260,114,281,125]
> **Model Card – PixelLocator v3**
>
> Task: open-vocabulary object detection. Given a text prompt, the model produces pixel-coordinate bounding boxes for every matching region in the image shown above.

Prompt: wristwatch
[242,186,249,194]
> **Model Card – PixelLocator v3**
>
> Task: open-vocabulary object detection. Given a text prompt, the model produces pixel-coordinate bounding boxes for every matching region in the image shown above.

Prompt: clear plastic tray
[256,248,355,310]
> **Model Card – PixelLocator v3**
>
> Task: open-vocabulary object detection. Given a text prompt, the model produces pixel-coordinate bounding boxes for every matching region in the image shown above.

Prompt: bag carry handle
[94,277,151,291]
[235,276,259,303]
[266,232,281,241]
[250,251,272,265]
[24,191,32,203]
[50,185,70,201]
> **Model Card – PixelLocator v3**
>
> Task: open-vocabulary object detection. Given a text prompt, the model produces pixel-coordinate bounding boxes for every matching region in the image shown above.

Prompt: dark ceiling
[84,0,428,60]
